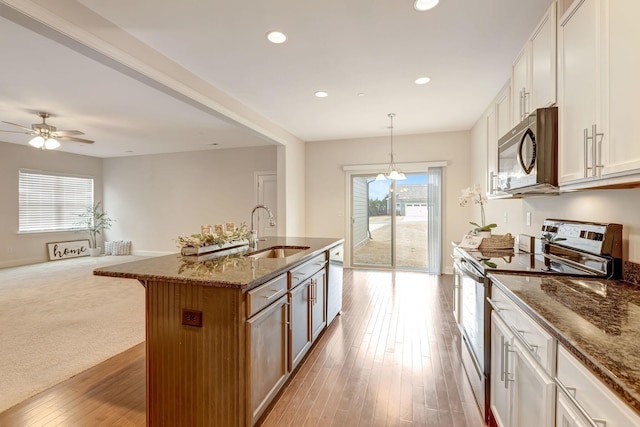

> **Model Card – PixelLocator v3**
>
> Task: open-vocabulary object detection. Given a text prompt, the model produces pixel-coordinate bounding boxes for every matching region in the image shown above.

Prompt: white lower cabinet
[556,345,640,427]
[556,390,593,427]
[511,337,556,427]
[490,312,513,427]
[490,285,556,426]
[490,310,555,427]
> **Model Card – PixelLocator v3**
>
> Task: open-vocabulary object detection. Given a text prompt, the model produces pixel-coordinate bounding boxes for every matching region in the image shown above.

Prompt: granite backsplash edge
[624,261,640,285]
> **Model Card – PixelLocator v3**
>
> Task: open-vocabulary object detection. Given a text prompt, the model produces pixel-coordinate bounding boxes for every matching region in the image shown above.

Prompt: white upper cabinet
[558,0,640,187]
[487,83,510,197]
[496,85,512,139]
[529,4,557,111]
[558,0,604,185]
[512,47,530,124]
[512,2,557,126]
[601,0,640,178]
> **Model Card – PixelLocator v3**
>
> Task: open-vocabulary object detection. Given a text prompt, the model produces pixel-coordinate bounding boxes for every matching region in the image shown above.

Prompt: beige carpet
[0,254,148,413]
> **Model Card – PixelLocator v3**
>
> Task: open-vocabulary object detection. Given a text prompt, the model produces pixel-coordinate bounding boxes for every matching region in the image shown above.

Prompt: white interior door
[256,172,278,237]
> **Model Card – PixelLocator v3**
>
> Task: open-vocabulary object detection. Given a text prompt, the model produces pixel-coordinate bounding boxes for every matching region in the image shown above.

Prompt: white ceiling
[0,0,553,158]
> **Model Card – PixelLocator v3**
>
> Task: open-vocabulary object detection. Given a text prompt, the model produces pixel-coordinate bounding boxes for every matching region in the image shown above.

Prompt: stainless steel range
[452,219,623,422]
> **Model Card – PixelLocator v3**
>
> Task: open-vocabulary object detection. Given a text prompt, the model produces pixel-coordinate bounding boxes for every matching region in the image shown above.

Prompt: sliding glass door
[351,169,441,272]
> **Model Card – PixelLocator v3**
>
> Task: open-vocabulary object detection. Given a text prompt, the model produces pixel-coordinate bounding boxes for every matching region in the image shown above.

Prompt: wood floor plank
[0,270,486,427]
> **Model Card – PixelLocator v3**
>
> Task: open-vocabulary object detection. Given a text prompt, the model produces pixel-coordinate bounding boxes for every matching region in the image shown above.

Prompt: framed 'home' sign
[47,239,90,261]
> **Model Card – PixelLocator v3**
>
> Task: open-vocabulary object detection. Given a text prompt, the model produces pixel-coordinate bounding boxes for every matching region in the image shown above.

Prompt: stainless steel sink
[244,246,310,259]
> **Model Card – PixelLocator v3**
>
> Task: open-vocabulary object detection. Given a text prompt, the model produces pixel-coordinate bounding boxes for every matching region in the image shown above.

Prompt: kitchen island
[94,236,343,427]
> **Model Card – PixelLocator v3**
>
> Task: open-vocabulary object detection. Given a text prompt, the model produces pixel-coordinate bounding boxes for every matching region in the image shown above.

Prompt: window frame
[18,168,95,234]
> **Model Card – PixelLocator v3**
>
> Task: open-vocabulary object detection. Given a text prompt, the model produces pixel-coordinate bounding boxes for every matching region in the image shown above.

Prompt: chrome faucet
[250,204,276,246]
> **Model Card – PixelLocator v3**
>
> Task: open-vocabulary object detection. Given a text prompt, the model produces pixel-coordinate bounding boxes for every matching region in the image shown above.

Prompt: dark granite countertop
[489,272,640,415]
[94,236,343,290]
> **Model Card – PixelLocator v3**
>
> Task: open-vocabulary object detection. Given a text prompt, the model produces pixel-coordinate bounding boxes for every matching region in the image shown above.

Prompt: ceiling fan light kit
[414,0,440,12]
[1,111,94,150]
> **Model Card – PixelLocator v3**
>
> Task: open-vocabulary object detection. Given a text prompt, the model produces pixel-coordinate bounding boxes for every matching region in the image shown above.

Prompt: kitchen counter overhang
[93,236,343,291]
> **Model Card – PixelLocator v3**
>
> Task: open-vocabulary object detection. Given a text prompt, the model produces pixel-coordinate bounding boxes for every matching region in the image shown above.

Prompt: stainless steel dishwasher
[327,243,344,325]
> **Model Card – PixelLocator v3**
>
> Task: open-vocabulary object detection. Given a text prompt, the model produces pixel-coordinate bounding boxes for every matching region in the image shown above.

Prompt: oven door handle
[457,258,484,282]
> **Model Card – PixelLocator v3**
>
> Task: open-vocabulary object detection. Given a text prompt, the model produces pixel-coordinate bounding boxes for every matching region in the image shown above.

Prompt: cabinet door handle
[309,280,315,304]
[593,124,604,176]
[285,301,291,329]
[505,342,515,389]
[510,325,538,353]
[500,335,505,382]
[489,171,496,194]
[584,127,591,178]
[556,377,608,427]
[313,279,318,304]
[522,90,529,118]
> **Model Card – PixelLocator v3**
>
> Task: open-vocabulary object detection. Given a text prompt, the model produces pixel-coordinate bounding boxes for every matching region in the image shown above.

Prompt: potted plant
[459,184,497,237]
[75,201,114,256]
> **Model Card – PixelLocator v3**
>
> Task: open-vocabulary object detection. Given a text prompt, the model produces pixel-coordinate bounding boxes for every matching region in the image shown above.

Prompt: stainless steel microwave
[496,106,558,195]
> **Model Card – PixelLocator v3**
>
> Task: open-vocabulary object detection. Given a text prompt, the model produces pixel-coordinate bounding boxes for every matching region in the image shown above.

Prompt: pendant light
[376,113,407,181]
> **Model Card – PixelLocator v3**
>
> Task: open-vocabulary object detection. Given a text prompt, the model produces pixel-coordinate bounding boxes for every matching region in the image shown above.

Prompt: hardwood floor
[0,270,484,427]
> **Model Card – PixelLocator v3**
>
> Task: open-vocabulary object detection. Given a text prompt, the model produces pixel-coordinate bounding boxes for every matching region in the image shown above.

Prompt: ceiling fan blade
[1,121,34,132]
[53,130,85,136]
[0,129,36,134]
[58,135,94,144]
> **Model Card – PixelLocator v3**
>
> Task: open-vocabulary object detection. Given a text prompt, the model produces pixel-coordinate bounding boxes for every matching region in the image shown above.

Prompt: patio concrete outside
[353,215,428,269]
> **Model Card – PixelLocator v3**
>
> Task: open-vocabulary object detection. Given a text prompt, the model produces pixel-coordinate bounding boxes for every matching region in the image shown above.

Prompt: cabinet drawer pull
[292,273,307,281]
[556,378,608,427]
[261,289,282,300]
[316,261,328,268]
[510,325,538,353]
[486,297,501,312]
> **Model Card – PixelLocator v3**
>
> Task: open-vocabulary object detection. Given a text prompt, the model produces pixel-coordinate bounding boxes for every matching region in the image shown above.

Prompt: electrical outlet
[526,212,532,226]
[182,309,203,327]
[503,212,508,224]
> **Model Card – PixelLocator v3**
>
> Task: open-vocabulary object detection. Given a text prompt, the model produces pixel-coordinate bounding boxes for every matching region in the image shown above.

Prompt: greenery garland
[176,222,250,249]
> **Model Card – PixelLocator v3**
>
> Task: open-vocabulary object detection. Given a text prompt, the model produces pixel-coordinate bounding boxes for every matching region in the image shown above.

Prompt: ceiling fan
[0,112,94,150]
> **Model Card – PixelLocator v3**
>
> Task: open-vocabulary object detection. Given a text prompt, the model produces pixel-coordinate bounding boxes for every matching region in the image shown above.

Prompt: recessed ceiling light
[414,0,439,12]
[266,31,287,44]
[357,93,365,97]
[415,76,431,85]
[315,91,328,98]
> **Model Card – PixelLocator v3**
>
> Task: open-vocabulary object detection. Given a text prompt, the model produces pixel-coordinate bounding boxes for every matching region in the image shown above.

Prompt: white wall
[0,141,103,268]
[469,115,640,262]
[103,146,277,254]
[278,140,306,237]
[305,131,472,273]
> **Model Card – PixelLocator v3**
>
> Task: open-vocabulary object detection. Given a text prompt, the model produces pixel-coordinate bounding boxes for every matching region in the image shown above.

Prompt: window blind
[18,169,94,233]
